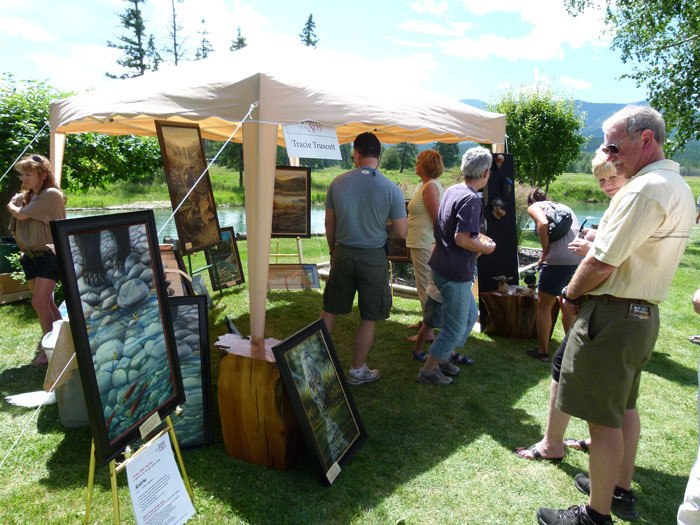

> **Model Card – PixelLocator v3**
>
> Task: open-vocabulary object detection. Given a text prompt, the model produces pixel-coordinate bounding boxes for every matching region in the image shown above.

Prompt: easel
[84,415,193,525]
[269,237,304,263]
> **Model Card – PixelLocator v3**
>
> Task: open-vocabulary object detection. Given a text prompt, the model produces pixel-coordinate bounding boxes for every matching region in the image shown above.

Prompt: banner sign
[282,121,342,160]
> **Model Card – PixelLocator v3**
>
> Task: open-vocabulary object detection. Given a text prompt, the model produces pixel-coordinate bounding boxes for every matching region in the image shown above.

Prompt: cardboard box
[0,273,29,295]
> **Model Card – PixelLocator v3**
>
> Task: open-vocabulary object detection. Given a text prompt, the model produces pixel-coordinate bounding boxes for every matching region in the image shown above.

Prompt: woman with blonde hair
[7,154,66,366]
[405,149,445,359]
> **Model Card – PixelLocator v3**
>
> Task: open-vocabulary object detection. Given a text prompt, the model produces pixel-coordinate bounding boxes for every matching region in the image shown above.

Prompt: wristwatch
[561,286,581,306]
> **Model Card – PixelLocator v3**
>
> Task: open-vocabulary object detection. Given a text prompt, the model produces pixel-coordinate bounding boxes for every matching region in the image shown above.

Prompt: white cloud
[410,0,449,16]
[28,45,121,92]
[386,37,433,49]
[559,76,592,91]
[401,19,474,37]
[0,16,54,42]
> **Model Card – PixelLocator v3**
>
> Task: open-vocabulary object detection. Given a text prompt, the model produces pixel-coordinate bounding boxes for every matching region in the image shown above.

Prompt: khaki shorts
[556,296,659,428]
[322,245,391,321]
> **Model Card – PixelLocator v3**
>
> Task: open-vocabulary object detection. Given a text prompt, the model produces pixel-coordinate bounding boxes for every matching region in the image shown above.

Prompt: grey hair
[460,146,492,181]
[603,105,666,145]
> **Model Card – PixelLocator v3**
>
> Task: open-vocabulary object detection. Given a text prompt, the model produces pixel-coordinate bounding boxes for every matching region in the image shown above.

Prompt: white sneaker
[347,364,380,385]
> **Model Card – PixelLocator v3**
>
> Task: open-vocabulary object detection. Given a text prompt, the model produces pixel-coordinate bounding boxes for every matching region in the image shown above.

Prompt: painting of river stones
[204,226,244,291]
[51,211,184,465]
[168,296,211,448]
[271,166,311,238]
[155,120,221,255]
[272,319,366,485]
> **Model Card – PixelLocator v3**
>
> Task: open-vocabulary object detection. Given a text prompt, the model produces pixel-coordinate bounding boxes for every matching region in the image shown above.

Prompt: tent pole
[242,122,278,346]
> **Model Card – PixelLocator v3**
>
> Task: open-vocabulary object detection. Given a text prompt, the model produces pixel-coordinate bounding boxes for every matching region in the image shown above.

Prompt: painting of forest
[271,166,311,238]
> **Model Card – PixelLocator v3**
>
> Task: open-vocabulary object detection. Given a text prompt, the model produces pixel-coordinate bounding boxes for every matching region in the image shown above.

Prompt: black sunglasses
[602,129,644,155]
[31,155,42,162]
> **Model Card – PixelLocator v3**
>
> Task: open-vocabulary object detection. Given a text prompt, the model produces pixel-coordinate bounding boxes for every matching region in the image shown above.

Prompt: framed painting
[155,120,221,254]
[203,226,244,291]
[272,166,311,238]
[51,211,185,465]
[268,263,320,290]
[168,296,211,448]
[272,319,367,485]
[159,243,193,297]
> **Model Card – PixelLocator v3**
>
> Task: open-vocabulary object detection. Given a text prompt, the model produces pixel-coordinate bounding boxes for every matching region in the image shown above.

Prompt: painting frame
[203,226,245,291]
[155,120,222,255]
[168,295,212,449]
[272,319,367,485]
[387,199,411,263]
[51,211,185,465]
[268,263,320,290]
[159,243,194,297]
[272,166,312,239]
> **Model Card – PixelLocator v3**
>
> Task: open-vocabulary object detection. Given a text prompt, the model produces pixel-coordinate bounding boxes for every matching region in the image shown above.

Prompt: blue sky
[0,0,646,104]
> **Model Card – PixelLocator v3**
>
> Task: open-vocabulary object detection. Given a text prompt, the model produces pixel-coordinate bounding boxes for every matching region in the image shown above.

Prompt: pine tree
[299,14,319,48]
[229,27,247,51]
[195,18,214,60]
[106,0,159,78]
[167,0,186,65]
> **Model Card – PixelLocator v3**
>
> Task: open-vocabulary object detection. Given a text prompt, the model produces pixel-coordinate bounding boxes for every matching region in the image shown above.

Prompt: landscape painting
[272,166,311,238]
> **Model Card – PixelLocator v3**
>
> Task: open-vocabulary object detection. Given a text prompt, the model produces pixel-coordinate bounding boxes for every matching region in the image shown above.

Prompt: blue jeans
[428,271,478,362]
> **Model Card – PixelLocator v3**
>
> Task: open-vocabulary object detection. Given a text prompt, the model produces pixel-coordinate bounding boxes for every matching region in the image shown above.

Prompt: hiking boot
[574,472,639,521]
[346,364,380,385]
[536,505,611,525]
[416,368,453,385]
[438,360,460,376]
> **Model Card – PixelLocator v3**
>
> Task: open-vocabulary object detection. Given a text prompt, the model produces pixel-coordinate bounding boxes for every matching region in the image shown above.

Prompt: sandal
[564,438,590,453]
[689,335,700,345]
[412,351,427,362]
[450,352,475,365]
[31,350,48,367]
[406,333,435,343]
[513,444,563,463]
[526,348,549,363]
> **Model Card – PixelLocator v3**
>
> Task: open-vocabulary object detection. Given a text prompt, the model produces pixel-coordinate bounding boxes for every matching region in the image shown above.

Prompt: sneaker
[574,472,639,521]
[536,505,610,525]
[346,364,380,385]
[438,360,460,376]
[416,368,453,385]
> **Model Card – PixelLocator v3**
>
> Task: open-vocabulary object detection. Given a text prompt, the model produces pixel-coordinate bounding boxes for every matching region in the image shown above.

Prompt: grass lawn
[1,219,700,523]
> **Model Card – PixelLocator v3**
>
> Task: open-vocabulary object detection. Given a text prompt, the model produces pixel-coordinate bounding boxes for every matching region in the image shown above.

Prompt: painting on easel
[51,210,185,465]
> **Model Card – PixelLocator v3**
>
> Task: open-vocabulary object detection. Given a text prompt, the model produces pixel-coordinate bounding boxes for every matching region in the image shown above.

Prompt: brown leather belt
[582,294,653,306]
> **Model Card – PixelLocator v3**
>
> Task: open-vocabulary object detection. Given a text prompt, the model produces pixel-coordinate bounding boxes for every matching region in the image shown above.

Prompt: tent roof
[50,45,505,146]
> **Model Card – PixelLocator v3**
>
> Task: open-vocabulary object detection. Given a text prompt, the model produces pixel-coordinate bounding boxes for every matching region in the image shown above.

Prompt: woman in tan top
[7,155,66,365]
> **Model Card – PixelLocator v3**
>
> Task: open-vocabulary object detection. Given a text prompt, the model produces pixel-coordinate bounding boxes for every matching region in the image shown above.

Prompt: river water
[67,203,608,239]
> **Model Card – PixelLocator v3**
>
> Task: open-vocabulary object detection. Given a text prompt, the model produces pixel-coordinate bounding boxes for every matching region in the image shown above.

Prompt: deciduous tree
[563,0,700,152]
[488,87,585,191]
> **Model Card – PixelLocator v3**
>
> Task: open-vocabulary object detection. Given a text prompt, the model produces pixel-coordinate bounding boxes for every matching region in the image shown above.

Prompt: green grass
[1,225,700,524]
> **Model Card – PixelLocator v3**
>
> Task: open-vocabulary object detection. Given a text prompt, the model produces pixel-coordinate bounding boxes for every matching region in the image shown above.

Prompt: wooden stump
[480,287,559,339]
[218,345,303,470]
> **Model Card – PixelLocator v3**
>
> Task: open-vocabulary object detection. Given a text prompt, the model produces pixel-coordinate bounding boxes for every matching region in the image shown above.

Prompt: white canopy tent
[49,44,506,346]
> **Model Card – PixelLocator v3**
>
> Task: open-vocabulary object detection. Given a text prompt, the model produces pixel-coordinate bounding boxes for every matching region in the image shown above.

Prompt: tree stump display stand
[480,286,559,339]
[218,341,303,470]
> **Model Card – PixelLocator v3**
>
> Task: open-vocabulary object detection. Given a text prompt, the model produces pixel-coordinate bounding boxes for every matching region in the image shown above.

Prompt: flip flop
[564,438,590,453]
[526,348,550,363]
[513,444,563,463]
[406,334,435,343]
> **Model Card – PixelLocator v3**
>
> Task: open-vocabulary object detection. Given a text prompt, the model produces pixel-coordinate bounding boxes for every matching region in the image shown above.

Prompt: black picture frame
[155,120,222,255]
[204,226,244,291]
[272,319,367,485]
[268,263,320,290]
[168,296,211,448]
[51,211,185,465]
[272,166,312,238]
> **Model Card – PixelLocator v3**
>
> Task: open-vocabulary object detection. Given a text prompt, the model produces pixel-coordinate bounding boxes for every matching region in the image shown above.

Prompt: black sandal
[526,348,549,363]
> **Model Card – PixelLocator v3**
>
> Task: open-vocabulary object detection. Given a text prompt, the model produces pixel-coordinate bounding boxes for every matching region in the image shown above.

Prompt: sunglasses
[31,155,43,162]
[602,129,644,155]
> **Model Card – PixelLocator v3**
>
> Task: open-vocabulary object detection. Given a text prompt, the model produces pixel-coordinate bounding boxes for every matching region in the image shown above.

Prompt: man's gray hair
[461,146,492,181]
[603,105,666,145]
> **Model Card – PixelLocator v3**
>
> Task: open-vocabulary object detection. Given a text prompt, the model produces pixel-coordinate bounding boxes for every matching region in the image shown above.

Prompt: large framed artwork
[168,296,211,448]
[155,120,221,254]
[203,226,244,291]
[272,166,311,238]
[272,319,367,485]
[51,211,185,465]
[268,263,320,290]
